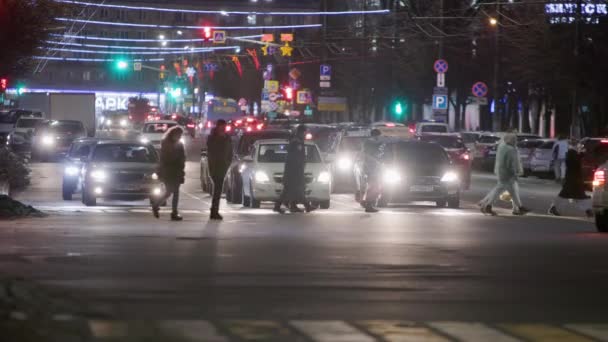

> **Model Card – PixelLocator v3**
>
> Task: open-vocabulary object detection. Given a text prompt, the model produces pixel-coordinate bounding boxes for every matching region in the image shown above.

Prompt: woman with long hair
[152,125,186,221]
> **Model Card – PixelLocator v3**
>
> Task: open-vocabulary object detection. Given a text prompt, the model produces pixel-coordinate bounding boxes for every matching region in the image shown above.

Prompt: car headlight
[106,119,113,126]
[41,135,55,145]
[64,166,79,176]
[318,171,331,183]
[441,171,459,183]
[179,137,185,145]
[382,168,402,184]
[151,172,159,180]
[120,119,127,127]
[254,170,270,183]
[337,156,352,171]
[140,137,150,144]
[90,170,107,181]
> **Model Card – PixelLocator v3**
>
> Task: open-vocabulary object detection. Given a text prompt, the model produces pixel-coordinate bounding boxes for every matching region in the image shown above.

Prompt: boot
[304,202,315,213]
[152,204,160,219]
[210,209,223,220]
[513,206,530,216]
[548,205,560,216]
[480,204,497,216]
[365,202,379,213]
[273,203,286,214]
[289,203,303,213]
[170,212,183,221]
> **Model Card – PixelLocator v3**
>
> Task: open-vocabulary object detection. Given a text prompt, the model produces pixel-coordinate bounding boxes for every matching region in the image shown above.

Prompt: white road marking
[429,322,521,342]
[291,320,375,342]
[160,320,229,342]
[565,324,608,341]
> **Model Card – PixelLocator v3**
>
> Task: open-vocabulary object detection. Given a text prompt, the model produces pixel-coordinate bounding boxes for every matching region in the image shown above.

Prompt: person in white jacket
[553,136,569,182]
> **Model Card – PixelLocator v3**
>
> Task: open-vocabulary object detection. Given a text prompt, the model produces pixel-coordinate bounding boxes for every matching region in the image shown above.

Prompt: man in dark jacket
[206,119,233,220]
[548,148,592,217]
[153,126,186,221]
[274,124,313,214]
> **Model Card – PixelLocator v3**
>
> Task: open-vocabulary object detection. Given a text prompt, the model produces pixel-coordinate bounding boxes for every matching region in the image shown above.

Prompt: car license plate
[489,151,496,156]
[410,185,434,192]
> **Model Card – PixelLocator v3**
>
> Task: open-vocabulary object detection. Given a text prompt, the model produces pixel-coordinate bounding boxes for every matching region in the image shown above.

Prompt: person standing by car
[152,126,186,221]
[479,133,530,216]
[361,129,383,213]
[548,148,593,217]
[274,124,313,214]
[207,119,233,220]
[553,135,569,182]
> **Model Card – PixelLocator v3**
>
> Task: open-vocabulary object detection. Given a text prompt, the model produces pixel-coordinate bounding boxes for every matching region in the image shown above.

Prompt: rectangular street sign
[134,62,142,71]
[320,81,331,88]
[437,73,445,87]
[264,80,279,93]
[213,30,226,44]
[320,75,331,81]
[320,64,332,77]
[433,86,448,95]
[432,94,448,113]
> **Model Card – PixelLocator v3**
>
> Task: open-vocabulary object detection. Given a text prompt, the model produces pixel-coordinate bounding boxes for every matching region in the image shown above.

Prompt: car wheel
[595,210,608,233]
[82,189,97,207]
[62,185,73,201]
[447,194,460,209]
[319,200,330,209]
[435,199,447,208]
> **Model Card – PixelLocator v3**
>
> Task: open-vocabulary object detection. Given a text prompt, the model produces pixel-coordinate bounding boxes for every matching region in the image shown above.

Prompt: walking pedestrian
[548,148,593,217]
[361,129,383,213]
[206,119,233,220]
[274,124,313,214]
[152,126,186,221]
[553,135,569,182]
[479,132,530,216]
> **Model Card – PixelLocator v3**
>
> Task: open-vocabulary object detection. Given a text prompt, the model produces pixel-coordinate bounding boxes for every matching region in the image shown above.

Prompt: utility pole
[492,0,501,131]
[570,0,582,139]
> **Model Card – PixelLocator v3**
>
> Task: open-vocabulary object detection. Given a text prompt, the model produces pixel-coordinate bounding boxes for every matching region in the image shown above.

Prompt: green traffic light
[116,60,129,70]
[395,102,403,115]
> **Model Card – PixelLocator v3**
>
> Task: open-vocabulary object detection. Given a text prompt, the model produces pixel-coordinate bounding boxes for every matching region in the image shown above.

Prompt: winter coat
[558,149,589,199]
[494,142,520,183]
[206,128,233,178]
[158,140,186,185]
[281,137,307,202]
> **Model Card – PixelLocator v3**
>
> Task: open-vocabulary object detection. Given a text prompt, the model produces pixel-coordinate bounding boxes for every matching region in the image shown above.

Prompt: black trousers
[156,182,180,213]
[211,175,225,213]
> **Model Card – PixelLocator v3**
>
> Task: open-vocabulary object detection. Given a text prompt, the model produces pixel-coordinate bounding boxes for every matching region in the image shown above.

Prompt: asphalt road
[2,138,608,341]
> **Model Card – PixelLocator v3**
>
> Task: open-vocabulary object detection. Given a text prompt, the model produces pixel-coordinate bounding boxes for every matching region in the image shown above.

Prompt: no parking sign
[472,81,488,97]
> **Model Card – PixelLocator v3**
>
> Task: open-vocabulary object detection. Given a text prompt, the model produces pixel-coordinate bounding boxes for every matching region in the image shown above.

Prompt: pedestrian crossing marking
[88,320,128,338]
[159,320,229,342]
[357,320,449,341]
[566,324,608,341]
[429,322,520,342]
[223,320,301,340]
[290,320,375,342]
[499,323,595,342]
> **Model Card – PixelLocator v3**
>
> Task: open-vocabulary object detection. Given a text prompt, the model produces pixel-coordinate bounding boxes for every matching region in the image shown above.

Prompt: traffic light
[203,27,212,42]
[0,78,7,93]
[115,59,129,71]
[284,87,293,101]
[392,100,407,119]
[17,86,26,95]
[394,102,403,116]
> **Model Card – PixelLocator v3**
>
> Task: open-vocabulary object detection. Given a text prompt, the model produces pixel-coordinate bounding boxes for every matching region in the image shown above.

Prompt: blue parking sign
[433,95,448,110]
[320,64,331,77]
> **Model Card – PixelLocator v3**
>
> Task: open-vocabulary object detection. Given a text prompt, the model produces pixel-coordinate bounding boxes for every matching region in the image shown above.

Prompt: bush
[0,147,31,192]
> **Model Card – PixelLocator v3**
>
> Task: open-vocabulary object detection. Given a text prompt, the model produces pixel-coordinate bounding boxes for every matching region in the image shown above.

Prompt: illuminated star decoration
[280,42,293,57]
[261,44,269,56]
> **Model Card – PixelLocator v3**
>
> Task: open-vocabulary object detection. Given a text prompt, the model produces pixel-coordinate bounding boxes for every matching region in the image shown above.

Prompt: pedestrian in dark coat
[274,124,313,214]
[548,148,592,217]
[152,125,186,221]
[206,119,233,220]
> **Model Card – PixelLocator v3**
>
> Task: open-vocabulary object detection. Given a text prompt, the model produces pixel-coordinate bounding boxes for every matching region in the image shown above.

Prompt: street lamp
[489,17,498,26]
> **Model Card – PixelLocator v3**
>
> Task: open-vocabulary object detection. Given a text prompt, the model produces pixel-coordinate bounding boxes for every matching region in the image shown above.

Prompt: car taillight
[235,120,243,126]
[305,133,313,140]
[246,117,254,123]
[225,125,232,133]
[186,123,195,128]
[462,153,470,161]
[593,169,605,187]
[256,123,264,130]
[206,121,213,128]
[246,126,253,132]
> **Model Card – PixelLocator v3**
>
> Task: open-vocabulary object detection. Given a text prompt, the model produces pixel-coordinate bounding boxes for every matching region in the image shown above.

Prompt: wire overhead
[55,18,323,30]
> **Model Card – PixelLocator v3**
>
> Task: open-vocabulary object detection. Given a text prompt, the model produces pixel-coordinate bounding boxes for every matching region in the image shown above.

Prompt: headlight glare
[140,137,150,144]
[441,171,459,182]
[151,172,159,180]
[337,156,352,171]
[90,170,107,181]
[254,170,270,183]
[382,168,402,184]
[41,135,55,145]
[65,166,79,176]
[318,171,331,183]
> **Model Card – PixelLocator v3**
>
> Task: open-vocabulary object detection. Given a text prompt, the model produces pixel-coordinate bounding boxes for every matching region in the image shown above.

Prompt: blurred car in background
[7,116,46,153]
[473,132,505,170]
[62,138,101,200]
[31,120,87,161]
[517,139,545,176]
[139,120,186,150]
[459,131,483,156]
[415,121,450,135]
[332,129,370,192]
[529,139,557,176]
[582,139,608,189]
[417,134,471,190]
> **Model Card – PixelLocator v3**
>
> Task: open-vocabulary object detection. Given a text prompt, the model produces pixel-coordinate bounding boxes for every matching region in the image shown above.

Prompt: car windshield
[340,137,367,152]
[517,135,541,141]
[16,118,42,128]
[92,144,157,163]
[382,142,448,165]
[309,128,340,152]
[478,135,501,144]
[237,132,292,155]
[460,133,479,143]
[539,141,555,149]
[418,136,465,149]
[68,142,94,158]
[518,140,544,148]
[144,123,176,133]
[258,144,322,163]
[420,125,448,133]
[48,121,84,134]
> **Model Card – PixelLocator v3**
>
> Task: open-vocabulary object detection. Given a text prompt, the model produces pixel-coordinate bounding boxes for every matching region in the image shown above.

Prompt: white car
[139,120,186,149]
[529,139,557,174]
[240,139,332,209]
[415,122,449,135]
[593,162,608,232]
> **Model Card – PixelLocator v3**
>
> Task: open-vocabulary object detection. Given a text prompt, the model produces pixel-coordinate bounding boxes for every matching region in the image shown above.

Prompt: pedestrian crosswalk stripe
[222,320,301,340]
[429,322,520,342]
[356,320,449,341]
[565,324,608,342]
[499,323,595,342]
[290,320,376,342]
[159,320,229,342]
[88,320,128,338]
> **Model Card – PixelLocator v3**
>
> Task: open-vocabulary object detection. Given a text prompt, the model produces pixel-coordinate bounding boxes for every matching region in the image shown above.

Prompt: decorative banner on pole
[186,67,196,84]
[261,33,275,42]
[247,48,260,70]
[280,33,294,42]
[173,62,182,77]
[231,56,242,77]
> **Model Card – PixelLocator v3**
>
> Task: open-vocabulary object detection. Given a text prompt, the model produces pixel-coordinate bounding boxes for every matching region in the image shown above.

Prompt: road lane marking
[223,320,300,341]
[88,320,128,338]
[499,323,594,342]
[160,320,229,342]
[357,320,448,341]
[565,324,608,341]
[429,322,520,342]
[290,320,375,342]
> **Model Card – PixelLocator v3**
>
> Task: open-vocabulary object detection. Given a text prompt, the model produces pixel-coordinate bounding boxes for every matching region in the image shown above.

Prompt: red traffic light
[285,87,293,100]
[0,78,7,91]
[203,27,212,41]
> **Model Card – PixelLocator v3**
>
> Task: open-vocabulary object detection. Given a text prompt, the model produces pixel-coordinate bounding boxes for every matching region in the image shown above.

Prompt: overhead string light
[54,0,390,16]
[46,40,217,50]
[43,46,240,55]
[51,33,263,43]
[55,18,323,30]
[33,57,165,62]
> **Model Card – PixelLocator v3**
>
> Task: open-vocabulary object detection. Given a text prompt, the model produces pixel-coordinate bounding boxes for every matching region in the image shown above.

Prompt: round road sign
[269,93,279,101]
[472,81,488,97]
[433,59,449,73]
